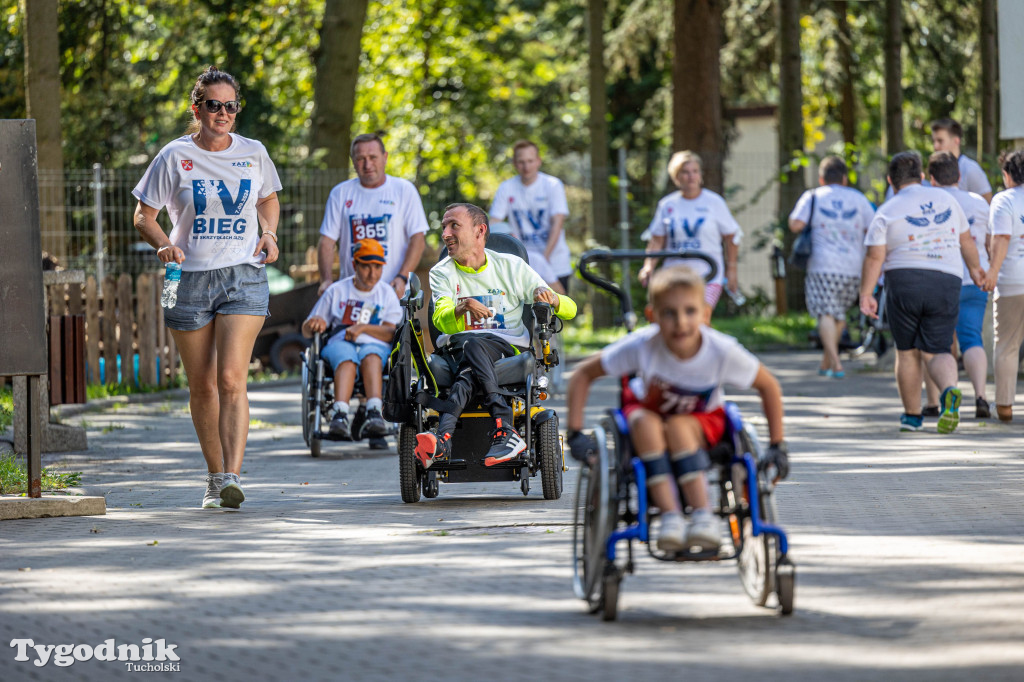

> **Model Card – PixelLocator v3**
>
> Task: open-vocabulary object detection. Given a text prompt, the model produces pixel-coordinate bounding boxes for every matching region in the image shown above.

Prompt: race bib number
[338,301,380,326]
[459,294,506,330]
[638,378,713,416]
[349,215,390,246]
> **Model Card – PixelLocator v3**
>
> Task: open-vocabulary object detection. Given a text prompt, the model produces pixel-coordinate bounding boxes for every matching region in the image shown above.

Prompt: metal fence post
[92,162,105,283]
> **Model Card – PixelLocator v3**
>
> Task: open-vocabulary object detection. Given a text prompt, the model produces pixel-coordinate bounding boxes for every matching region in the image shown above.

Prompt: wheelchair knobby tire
[398,424,421,503]
[736,428,778,607]
[537,417,563,500]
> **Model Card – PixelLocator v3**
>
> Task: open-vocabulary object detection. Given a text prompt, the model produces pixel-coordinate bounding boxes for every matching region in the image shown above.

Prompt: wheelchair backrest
[428,233,534,348]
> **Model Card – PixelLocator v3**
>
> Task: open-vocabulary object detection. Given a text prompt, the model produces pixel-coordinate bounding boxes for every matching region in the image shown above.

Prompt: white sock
[366,397,382,412]
[332,401,349,417]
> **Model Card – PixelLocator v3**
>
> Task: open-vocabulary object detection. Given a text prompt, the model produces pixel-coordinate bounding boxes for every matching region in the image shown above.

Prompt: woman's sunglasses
[196,99,242,114]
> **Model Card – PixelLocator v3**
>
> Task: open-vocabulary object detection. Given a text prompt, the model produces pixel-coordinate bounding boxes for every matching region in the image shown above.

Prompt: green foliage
[0,388,12,432]
[353,0,589,220]
[0,451,83,495]
[0,0,1001,209]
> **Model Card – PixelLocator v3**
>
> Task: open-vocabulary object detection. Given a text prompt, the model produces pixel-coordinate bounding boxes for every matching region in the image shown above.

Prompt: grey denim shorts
[164,264,270,332]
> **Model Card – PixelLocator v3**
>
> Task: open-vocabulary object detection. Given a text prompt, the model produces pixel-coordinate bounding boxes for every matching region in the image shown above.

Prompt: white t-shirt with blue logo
[306,276,402,346]
[865,183,969,279]
[989,186,1024,297]
[937,186,990,284]
[600,324,760,416]
[319,175,429,286]
[645,189,742,285]
[789,185,875,278]
[489,172,572,278]
[133,134,283,272]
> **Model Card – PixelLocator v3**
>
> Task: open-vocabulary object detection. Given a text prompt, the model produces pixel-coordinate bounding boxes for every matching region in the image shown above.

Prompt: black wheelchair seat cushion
[427,351,535,389]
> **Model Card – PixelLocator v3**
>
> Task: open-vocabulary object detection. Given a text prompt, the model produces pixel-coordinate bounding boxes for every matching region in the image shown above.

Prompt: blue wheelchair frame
[602,403,789,563]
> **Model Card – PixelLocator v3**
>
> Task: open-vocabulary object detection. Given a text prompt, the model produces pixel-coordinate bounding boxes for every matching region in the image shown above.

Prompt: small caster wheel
[423,471,439,498]
[776,556,796,615]
[601,573,620,621]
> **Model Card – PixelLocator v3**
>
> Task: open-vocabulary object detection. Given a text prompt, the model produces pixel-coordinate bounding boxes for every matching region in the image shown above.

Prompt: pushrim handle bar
[576,249,718,331]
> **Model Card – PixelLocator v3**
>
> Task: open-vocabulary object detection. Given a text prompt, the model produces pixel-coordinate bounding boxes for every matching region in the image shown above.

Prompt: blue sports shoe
[937,387,962,434]
[899,414,924,432]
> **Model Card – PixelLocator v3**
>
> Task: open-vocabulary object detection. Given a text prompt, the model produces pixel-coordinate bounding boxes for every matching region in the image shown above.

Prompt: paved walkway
[2,350,1024,680]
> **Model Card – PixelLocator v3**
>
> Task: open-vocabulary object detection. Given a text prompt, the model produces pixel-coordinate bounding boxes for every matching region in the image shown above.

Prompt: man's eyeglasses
[197,99,242,114]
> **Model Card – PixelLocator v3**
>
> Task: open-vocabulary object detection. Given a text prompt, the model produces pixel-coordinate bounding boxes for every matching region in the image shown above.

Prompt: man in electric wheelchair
[414,203,577,470]
[302,238,402,441]
[566,265,789,552]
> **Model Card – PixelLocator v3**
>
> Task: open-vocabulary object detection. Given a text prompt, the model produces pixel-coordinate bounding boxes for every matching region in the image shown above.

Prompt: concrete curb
[0,495,105,520]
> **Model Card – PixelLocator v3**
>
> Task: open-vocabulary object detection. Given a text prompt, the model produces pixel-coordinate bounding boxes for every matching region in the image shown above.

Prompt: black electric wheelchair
[394,233,567,502]
[571,249,796,620]
[299,283,412,458]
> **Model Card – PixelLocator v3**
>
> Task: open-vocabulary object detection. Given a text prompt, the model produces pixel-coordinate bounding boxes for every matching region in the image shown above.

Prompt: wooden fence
[46,273,180,388]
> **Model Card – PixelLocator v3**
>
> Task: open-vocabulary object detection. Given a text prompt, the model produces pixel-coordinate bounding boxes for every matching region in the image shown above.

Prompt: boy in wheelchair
[301,239,402,439]
[566,266,789,552]
[414,203,577,469]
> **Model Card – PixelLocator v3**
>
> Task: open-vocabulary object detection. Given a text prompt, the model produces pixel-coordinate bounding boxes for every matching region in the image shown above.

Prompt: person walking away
[928,151,993,418]
[788,156,875,378]
[983,149,1024,422]
[860,152,987,434]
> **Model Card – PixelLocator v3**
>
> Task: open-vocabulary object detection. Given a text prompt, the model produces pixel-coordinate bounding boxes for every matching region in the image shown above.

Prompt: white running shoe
[686,509,722,551]
[219,473,245,509]
[655,512,687,552]
[202,473,226,509]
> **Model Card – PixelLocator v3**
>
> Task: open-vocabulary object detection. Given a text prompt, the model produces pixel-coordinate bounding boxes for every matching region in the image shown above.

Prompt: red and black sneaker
[483,418,527,467]
[414,430,451,469]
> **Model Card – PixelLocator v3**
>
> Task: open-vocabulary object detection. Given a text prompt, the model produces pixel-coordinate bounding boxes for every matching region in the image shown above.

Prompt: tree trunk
[310,0,369,171]
[588,0,614,329]
[22,0,65,261]
[980,0,998,166]
[883,0,903,155]
[835,0,856,148]
[778,0,805,313]
[673,0,723,194]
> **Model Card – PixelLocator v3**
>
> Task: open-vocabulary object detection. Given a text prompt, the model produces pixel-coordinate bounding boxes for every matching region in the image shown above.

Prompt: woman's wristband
[395,273,408,283]
[262,231,278,243]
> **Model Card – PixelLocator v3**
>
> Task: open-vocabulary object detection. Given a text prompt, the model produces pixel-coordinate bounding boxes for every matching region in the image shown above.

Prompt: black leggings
[438,334,518,437]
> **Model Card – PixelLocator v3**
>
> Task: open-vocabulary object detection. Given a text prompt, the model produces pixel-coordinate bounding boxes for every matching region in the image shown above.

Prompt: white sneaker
[686,509,722,551]
[202,473,226,509]
[655,513,687,551]
[219,473,245,509]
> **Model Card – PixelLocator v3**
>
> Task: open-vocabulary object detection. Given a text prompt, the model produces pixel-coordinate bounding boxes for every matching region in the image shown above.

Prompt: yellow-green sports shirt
[430,249,577,347]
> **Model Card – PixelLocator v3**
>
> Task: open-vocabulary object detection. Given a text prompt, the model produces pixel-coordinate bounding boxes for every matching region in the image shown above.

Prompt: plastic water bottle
[724,280,747,306]
[161,262,181,309]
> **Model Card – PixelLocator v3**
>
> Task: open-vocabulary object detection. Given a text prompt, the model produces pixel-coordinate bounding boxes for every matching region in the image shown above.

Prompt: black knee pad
[670,448,710,483]
[639,451,672,485]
